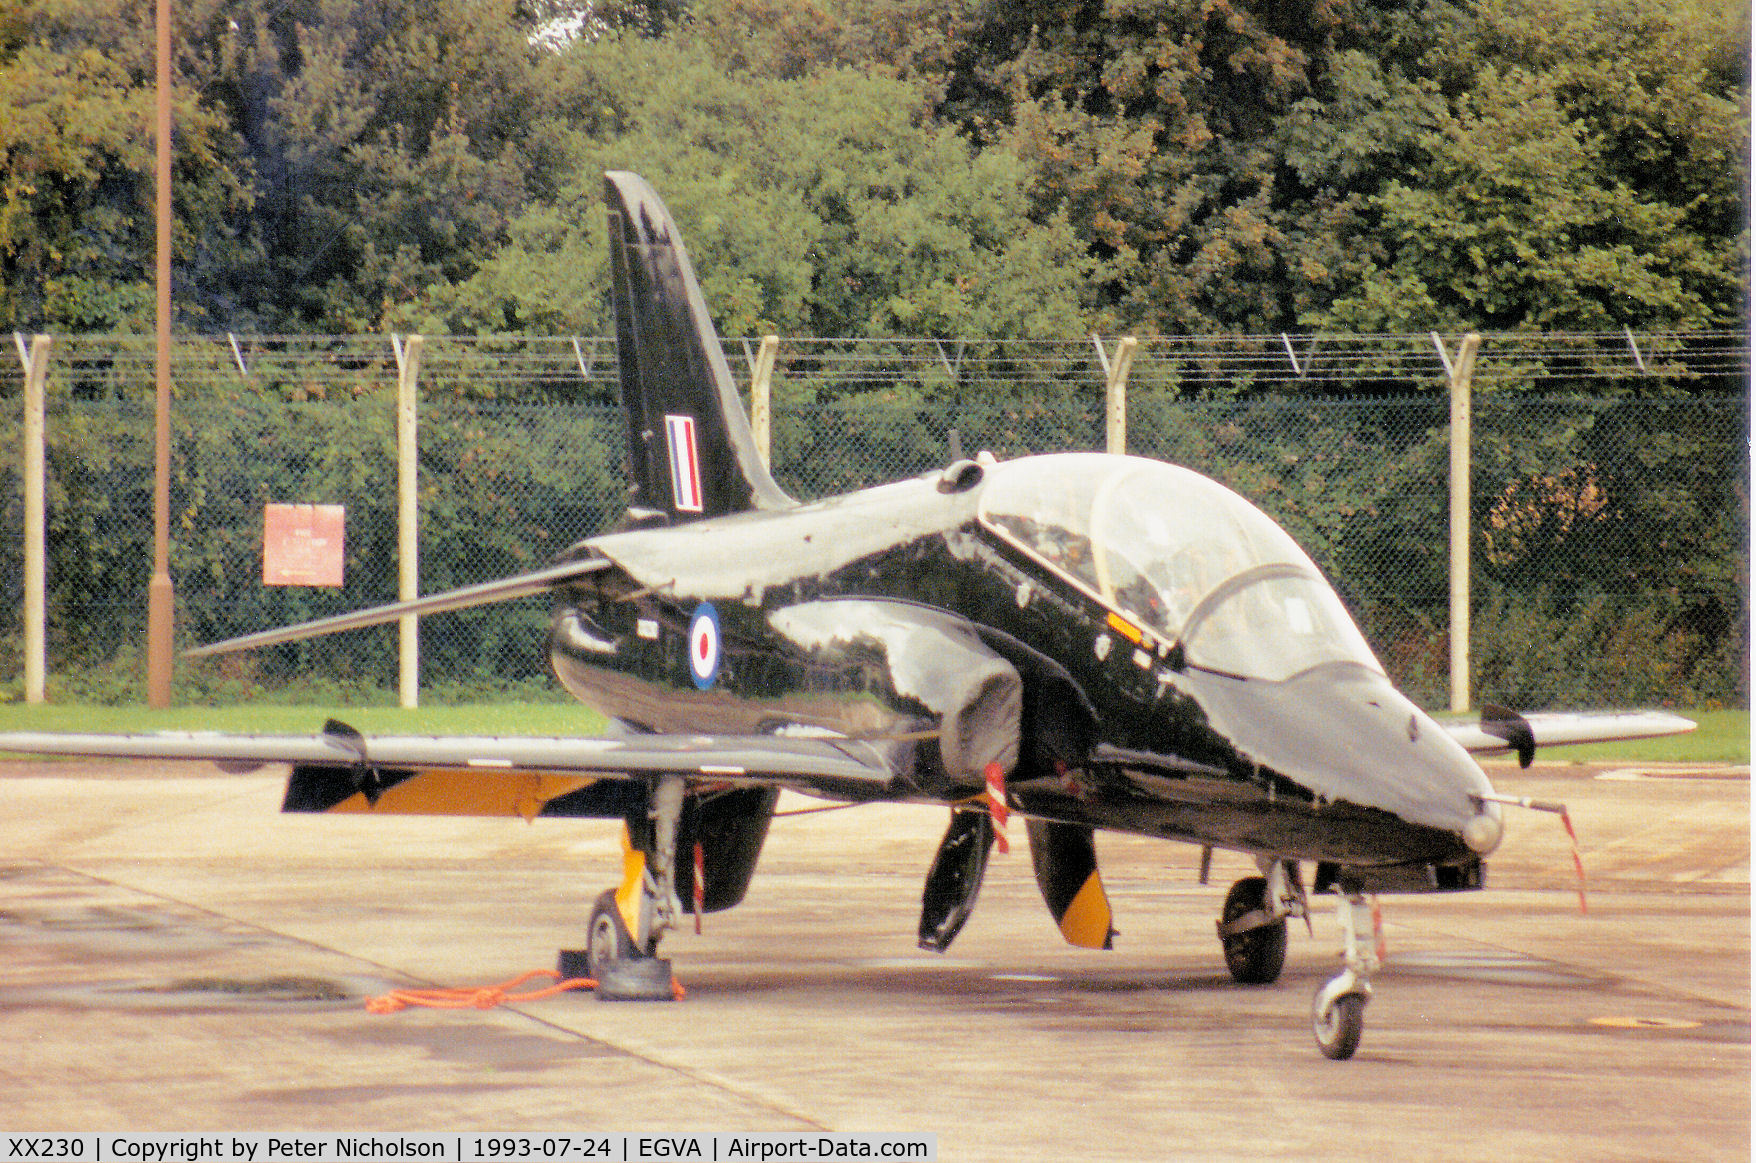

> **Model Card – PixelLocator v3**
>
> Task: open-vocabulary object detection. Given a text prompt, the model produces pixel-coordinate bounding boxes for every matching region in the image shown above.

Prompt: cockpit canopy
[977,454,1383,682]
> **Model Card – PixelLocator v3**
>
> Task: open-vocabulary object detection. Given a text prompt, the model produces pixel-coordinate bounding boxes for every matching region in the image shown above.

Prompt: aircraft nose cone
[1463,802,1505,855]
[1178,664,1493,863]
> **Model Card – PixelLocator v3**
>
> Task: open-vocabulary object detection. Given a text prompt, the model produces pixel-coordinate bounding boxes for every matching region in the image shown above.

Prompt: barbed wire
[7,330,1748,398]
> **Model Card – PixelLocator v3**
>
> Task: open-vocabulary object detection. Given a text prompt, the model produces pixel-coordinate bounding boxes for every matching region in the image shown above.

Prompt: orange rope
[366,968,685,1013]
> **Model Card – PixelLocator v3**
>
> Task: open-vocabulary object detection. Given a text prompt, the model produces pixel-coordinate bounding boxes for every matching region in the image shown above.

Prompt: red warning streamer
[1555,805,1589,916]
[692,840,706,935]
[984,761,1010,854]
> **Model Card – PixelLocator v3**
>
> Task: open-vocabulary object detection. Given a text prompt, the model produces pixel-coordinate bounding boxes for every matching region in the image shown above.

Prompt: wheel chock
[594,956,677,1001]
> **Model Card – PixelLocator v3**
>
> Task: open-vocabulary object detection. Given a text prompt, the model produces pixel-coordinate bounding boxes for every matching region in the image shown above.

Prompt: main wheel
[1220,876,1288,984]
[1313,991,1366,1060]
[585,890,677,1001]
[586,889,638,978]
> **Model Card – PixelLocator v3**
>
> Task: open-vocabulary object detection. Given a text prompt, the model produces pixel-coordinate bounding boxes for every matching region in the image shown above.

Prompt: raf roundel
[687,602,721,690]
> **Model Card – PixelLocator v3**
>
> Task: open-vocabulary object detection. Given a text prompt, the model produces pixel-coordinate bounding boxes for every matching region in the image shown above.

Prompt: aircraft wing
[0,725,904,817]
[1443,704,1696,766]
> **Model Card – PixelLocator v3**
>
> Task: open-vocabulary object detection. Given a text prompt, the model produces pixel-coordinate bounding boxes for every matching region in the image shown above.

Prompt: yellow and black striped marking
[1027,819,1115,950]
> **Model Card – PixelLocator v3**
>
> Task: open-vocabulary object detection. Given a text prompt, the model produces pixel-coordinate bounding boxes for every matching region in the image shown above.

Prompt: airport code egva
[3,1138,937,1162]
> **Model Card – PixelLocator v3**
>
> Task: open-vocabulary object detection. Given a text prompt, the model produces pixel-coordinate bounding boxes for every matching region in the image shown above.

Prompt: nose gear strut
[1312,888,1380,1060]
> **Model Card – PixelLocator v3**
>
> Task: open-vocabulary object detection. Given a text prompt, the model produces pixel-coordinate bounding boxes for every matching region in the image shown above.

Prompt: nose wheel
[1311,889,1379,1060]
[1313,990,1366,1060]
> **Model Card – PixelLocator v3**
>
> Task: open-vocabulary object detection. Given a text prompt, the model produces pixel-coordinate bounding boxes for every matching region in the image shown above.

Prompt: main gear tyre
[1220,875,1288,985]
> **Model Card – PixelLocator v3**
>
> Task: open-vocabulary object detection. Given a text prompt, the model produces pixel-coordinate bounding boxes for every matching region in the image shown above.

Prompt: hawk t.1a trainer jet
[0,172,1693,1059]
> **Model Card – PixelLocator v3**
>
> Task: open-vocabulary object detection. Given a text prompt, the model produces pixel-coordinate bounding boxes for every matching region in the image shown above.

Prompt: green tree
[0,0,247,330]
[202,0,559,331]
[922,0,1373,333]
[411,34,1090,343]
[0,0,568,333]
[914,0,1746,335]
[1315,0,1748,331]
[682,0,977,91]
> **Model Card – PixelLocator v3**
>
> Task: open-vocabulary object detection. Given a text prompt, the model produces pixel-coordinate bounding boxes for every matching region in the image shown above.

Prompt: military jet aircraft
[0,172,1693,1060]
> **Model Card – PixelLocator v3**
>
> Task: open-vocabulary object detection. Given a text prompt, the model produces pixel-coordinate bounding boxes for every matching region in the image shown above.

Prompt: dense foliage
[0,0,1745,708]
[0,0,1746,336]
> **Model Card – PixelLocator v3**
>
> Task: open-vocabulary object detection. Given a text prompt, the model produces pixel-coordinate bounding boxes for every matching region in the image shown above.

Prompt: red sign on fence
[263,504,345,587]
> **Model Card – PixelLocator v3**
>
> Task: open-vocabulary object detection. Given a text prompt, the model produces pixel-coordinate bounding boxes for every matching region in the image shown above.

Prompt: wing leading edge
[1444,705,1695,766]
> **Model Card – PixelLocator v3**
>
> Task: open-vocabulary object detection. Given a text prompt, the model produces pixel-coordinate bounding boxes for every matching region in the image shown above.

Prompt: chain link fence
[1,331,1746,708]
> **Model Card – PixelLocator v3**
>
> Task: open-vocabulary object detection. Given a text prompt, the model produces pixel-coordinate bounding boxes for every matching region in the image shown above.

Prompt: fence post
[1104,337,1138,455]
[19,334,51,703]
[1445,333,1482,714]
[747,334,779,465]
[395,334,424,709]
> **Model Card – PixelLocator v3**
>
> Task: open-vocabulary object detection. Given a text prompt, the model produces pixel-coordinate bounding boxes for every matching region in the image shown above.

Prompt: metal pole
[396,334,424,709]
[146,0,174,707]
[21,334,50,703]
[1104,337,1138,455]
[1447,333,1482,714]
[748,334,778,466]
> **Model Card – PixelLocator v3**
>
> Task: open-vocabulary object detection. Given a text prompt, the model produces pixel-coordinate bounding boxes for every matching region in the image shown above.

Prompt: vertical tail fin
[604,171,793,524]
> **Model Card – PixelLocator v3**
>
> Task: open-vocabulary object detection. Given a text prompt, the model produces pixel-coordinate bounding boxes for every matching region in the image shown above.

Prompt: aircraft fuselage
[550,452,1494,885]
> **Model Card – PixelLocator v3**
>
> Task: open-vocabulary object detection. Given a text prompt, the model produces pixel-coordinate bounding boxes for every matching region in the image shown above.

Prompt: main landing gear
[562,774,685,1001]
[1214,861,1381,1061]
[1216,859,1306,985]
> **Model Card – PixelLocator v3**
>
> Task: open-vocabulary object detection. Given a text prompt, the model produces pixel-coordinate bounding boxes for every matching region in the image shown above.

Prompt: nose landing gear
[1214,862,1381,1060]
[1311,889,1379,1060]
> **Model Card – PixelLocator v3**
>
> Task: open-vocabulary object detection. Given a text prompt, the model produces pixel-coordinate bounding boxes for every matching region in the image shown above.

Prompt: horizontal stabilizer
[184,557,611,658]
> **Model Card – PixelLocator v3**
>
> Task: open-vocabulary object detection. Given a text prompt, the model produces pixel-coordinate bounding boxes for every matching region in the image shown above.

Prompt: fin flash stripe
[664,414,704,512]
